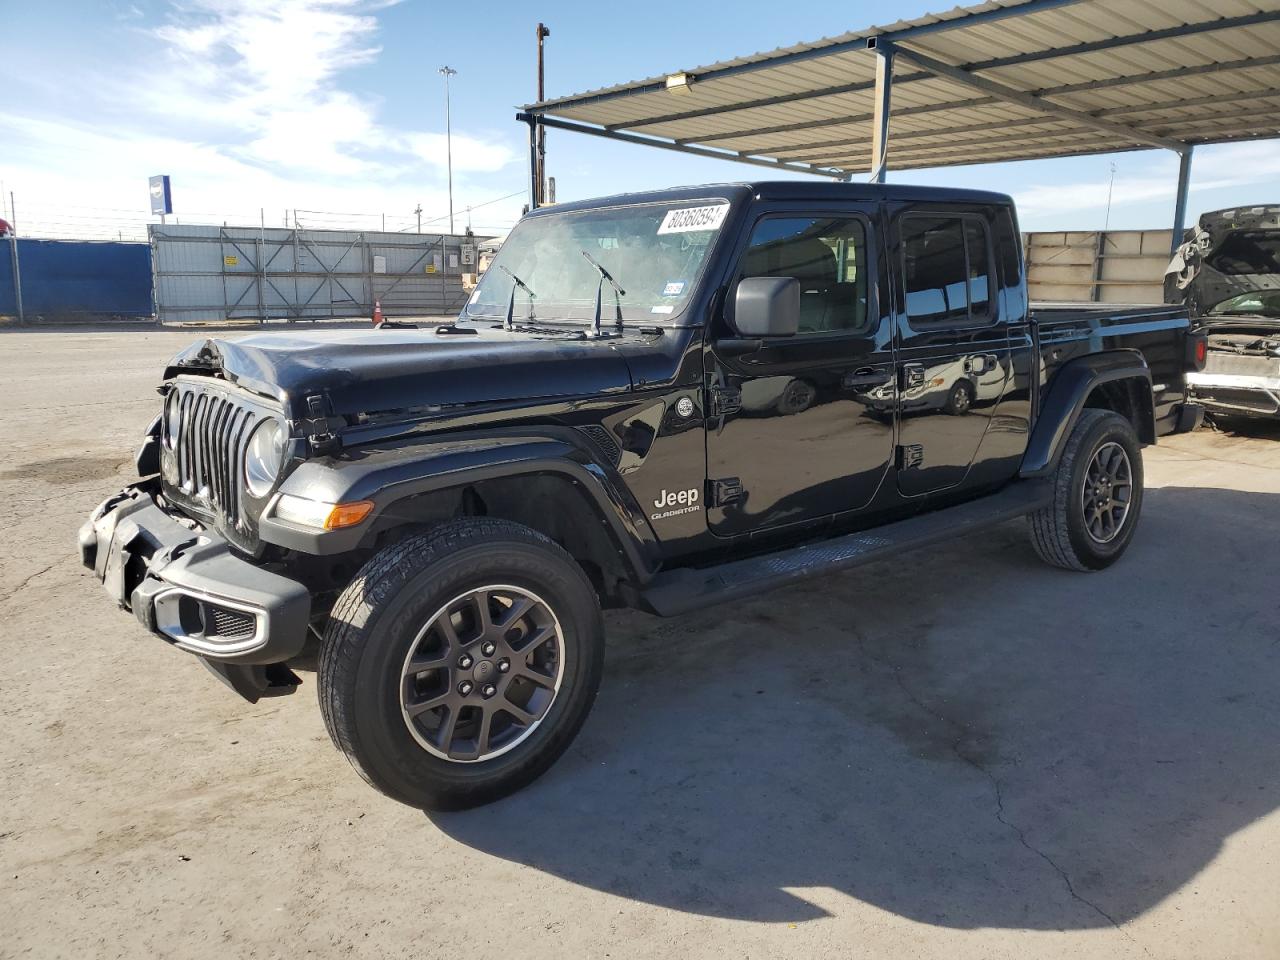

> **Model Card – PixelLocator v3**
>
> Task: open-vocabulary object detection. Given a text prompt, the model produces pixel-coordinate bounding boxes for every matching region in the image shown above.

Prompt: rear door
[704,203,896,537]
[892,209,1012,497]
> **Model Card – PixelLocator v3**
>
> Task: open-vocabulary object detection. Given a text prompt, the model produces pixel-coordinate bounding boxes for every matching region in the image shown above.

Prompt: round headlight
[244,418,286,499]
[164,391,183,449]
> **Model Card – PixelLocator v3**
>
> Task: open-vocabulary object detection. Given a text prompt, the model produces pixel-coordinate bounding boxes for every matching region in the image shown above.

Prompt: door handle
[842,368,893,390]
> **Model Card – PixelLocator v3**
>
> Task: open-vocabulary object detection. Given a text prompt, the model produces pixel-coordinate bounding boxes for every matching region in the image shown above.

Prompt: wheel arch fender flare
[1021,350,1154,479]
[259,428,662,582]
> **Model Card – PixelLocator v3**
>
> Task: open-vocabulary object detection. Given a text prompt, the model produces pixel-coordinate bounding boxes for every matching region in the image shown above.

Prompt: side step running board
[641,481,1053,618]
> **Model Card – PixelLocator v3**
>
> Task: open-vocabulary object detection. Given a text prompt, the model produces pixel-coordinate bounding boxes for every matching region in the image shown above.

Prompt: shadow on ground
[1205,415,1280,441]
[429,486,1280,929]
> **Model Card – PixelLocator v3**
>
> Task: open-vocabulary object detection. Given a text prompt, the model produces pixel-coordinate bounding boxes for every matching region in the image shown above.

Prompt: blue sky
[3,0,1278,240]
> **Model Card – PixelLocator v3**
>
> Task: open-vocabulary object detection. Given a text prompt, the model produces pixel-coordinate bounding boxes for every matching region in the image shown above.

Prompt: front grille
[1203,352,1280,377]
[164,378,277,545]
[173,385,260,520]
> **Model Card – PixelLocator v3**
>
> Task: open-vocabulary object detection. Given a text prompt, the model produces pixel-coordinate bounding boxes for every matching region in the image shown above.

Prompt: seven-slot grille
[170,381,263,523]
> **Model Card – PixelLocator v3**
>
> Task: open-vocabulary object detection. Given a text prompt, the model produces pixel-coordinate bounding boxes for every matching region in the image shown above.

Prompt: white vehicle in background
[865,352,1008,417]
[1169,205,1280,423]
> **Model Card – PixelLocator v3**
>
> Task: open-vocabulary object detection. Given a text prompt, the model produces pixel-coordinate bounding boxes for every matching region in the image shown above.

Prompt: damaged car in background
[1167,205,1280,423]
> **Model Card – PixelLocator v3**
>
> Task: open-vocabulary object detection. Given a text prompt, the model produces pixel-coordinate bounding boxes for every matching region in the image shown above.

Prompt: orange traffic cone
[372,299,384,326]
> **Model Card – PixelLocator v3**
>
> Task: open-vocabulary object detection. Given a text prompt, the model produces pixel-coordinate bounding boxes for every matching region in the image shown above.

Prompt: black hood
[1165,205,1280,318]
[165,324,638,417]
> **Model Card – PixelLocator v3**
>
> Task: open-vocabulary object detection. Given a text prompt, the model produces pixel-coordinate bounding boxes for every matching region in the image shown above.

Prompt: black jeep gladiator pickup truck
[80,182,1205,809]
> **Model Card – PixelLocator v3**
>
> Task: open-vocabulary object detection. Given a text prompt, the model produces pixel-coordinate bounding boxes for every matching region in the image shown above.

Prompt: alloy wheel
[400,585,565,762]
[1081,440,1133,544]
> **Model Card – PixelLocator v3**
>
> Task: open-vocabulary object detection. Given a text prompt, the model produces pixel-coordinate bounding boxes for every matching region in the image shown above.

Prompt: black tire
[944,379,974,416]
[1028,408,1144,571]
[318,518,604,810]
[776,378,817,416]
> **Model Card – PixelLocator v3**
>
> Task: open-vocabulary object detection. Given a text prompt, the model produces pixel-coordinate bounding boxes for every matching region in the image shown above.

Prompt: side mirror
[734,276,799,338]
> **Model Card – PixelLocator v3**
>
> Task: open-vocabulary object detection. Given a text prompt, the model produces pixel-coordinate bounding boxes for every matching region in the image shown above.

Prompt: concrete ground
[2,325,1278,960]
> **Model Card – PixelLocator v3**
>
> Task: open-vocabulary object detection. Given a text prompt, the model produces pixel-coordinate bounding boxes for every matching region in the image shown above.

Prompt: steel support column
[526,114,541,210]
[869,40,895,184]
[1170,146,1194,255]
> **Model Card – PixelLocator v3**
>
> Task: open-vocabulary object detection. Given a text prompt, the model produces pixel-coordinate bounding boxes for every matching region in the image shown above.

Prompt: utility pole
[536,23,551,207]
[414,203,423,233]
[1102,161,1117,232]
[439,65,457,234]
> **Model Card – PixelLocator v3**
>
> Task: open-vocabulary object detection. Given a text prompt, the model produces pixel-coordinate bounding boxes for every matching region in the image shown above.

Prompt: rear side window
[901,214,994,327]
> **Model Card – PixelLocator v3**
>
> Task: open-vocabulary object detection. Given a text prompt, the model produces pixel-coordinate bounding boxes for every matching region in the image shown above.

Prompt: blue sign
[149,175,172,215]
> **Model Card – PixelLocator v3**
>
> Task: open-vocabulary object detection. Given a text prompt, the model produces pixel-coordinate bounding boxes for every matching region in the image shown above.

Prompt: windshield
[1208,290,1280,318]
[464,200,731,324]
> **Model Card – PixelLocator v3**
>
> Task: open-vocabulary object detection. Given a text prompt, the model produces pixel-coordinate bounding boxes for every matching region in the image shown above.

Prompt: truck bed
[1028,301,1191,435]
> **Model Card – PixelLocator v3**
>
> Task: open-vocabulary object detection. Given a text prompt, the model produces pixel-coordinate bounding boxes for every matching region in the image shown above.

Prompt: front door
[705,206,896,537]
[892,209,1012,497]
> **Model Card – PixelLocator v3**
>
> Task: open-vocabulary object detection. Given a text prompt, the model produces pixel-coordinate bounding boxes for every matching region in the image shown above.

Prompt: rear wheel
[1028,409,1144,571]
[318,518,604,809]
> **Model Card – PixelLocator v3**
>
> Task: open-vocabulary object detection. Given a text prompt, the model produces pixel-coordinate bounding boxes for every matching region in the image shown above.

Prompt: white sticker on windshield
[651,305,675,314]
[657,204,729,235]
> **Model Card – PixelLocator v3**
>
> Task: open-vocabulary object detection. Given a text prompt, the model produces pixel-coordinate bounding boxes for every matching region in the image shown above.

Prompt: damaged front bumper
[1187,369,1280,419]
[78,479,312,701]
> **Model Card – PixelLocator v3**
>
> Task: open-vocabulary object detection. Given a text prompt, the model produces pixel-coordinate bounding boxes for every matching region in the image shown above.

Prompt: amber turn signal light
[325,500,375,530]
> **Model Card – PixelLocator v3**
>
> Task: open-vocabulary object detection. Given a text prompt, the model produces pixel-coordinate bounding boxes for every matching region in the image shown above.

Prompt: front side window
[737,216,870,335]
[901,214,994,327]
[464,201,729,325]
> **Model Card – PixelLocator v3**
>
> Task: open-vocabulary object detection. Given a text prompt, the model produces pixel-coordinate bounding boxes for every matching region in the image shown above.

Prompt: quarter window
[738,216,870,335]
[901,214,994,327]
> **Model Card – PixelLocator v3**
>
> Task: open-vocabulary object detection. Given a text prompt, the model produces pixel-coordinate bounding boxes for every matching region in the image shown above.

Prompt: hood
[165,324,638,417]
[1165,205,1280,319]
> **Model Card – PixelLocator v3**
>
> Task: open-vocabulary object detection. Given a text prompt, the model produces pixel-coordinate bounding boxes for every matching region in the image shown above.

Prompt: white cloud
[1014,142,1280,219]
[2,0,519,238]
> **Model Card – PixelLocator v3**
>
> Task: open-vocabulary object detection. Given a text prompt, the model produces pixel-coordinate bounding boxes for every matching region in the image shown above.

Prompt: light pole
[439,65,457,234]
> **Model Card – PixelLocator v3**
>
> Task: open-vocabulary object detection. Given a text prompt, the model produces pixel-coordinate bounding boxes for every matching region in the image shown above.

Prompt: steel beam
[776,90,1279,157]
[514,113,849,179]
[1171,147,1194,256]
[889,44,1187,152]
[570,11,1280,136]
[777,103,1280,164]
[693,50,1280,147]
[526,0,1086,114]
[869,42,895,183]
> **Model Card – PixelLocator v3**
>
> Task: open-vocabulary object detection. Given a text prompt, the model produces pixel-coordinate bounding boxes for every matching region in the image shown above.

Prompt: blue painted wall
[1,239,153,318]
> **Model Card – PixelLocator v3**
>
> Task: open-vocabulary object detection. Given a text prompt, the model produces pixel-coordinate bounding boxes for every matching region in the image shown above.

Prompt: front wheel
[318,518,604,809]
[944,379,974,416]
[1028,408,1144,571]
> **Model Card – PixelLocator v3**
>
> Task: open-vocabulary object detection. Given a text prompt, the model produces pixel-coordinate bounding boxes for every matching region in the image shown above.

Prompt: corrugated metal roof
[525,0,1280,176]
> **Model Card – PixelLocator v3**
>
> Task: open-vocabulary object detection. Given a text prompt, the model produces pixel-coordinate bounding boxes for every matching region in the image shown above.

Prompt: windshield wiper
[580,249,626,337]
[499,265,536,330]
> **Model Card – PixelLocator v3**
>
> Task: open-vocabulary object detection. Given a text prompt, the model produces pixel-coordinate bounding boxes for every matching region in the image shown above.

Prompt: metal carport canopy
[519,0,1280,235]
